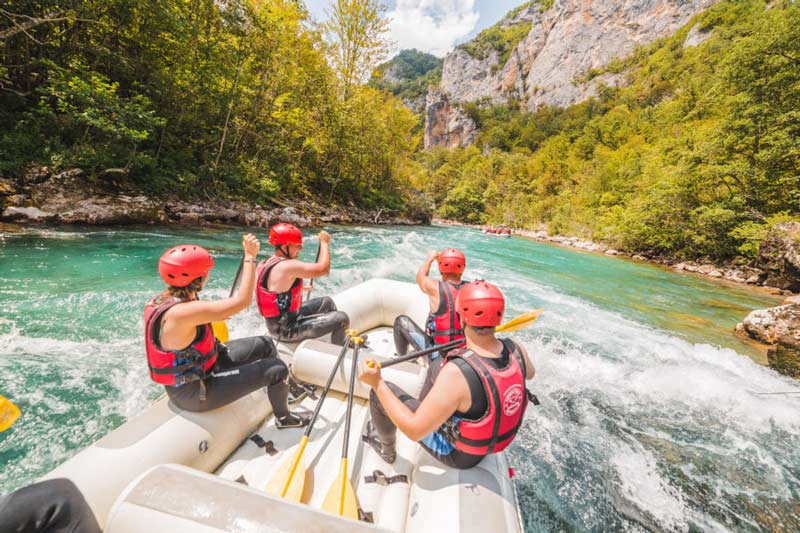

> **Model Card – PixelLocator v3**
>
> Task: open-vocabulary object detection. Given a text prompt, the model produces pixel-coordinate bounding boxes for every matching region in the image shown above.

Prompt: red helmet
[269,223,303,246]
[438,248,466,274]
[158,244,214,287]
[456,280,505,327]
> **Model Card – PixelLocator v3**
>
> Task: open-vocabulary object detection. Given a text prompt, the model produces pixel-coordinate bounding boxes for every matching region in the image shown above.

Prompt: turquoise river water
[1,224,799,532]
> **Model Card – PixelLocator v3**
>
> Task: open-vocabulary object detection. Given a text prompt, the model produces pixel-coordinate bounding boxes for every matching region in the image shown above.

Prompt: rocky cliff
[425,0,717,149]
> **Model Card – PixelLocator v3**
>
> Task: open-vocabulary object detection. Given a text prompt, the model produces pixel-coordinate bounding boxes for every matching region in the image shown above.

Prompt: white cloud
[387,0,480,57]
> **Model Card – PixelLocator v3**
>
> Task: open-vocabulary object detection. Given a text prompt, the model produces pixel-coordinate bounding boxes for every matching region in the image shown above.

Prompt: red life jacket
[143,296,218,386]
[255,256,303,319]
[445,340,528,455]
[427,280,466,345]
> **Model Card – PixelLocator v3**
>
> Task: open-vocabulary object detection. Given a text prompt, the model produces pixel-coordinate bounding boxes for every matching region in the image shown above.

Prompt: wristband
[244,258,257,264]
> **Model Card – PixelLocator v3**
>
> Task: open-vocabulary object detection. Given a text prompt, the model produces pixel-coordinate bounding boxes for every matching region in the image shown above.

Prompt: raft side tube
[332,278,428,333]
[42,390,272,529]
[106,464,390,533]
[405,452,523,533]
[292,339,425,400]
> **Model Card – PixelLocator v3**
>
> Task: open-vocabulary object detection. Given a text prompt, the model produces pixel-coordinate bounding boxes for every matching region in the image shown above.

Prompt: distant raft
[42,278,525,533]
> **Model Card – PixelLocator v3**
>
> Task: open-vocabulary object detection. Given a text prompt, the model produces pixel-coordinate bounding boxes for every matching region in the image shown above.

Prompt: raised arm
[416,250,440,297]
[170,234,260,326]
[278,230,331,281]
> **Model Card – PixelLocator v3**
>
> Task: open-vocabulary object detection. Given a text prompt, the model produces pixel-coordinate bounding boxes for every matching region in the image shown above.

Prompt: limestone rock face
[756,222,800,292]
[423,88,478,150]
[425,0,718,149]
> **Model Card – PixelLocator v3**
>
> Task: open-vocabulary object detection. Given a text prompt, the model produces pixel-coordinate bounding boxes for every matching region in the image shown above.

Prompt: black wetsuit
[393,280,466,357]
[369,341,519,470]
[0,478,101,533]
[165,335,292,416]
[263,292,349,346]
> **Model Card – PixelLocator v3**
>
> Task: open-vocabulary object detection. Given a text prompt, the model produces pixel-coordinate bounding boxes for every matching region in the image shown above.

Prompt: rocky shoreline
[437,218,798,294]
[0,167,426,229]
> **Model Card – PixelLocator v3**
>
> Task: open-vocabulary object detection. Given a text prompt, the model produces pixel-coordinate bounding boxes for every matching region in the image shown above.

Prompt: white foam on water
[610,441,688,531]
[3,225,798,530]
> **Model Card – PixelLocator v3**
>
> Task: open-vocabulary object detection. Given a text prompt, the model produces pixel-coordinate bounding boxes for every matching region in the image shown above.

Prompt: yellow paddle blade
[0,394,21,432]
[265,436,308,501]
[211,321,229,343]
[322,459,359,519]
[497,309,543,333]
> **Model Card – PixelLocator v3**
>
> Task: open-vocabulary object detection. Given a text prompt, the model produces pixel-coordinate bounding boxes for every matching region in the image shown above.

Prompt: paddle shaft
[275,332,355,497]
[229,257,245,297]
[303,334,354,438]
[380,339,462,368]
[377,310,543,369]
[306,243,321,302]
[341,340,362,459]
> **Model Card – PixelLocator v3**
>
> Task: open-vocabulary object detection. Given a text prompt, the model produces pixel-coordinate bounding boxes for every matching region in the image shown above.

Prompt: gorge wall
[425,0,717,149]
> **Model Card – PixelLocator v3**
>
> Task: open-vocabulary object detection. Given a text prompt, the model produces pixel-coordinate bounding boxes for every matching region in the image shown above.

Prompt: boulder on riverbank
[738,304,800,377]
[1,166,425,228]
[755,222,800,292]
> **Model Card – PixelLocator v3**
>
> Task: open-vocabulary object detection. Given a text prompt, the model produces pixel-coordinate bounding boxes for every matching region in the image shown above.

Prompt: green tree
[322,0,390,98]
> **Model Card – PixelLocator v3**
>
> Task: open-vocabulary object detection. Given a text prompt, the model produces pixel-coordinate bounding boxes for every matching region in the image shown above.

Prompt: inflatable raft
[42,279,525,532]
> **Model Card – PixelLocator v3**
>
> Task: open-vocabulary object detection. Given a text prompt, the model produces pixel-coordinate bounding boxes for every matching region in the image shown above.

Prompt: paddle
[305,242,321,303]
[265,329,358,500]
[371,309,543,369]
[0,394,21,432]
[211,255,245,343]
[322,335,364,518]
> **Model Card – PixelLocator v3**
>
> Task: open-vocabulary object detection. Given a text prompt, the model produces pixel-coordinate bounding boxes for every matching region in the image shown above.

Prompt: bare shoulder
[437,360,469,388]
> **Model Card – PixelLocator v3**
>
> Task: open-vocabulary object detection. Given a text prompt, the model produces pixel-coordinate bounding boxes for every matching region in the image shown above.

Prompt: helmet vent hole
[475,311,484,316]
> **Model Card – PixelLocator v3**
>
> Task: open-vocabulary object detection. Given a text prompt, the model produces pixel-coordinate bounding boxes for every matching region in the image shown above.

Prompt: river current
[1,224,798,532]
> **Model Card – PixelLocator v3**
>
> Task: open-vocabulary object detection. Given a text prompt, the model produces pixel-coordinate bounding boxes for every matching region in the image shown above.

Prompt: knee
[264,358,289,385]
[322,296,337,312]
[256,336,277,357]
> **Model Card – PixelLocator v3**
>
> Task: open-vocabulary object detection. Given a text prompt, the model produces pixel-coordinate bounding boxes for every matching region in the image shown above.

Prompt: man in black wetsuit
[393,248,467,356]
[255,223,349,345]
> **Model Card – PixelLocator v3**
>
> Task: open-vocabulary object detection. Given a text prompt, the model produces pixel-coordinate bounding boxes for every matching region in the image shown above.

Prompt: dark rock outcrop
[756,222,800,292]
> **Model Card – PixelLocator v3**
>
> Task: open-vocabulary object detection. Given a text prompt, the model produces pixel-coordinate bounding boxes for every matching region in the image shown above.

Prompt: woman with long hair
[143,234,308,428]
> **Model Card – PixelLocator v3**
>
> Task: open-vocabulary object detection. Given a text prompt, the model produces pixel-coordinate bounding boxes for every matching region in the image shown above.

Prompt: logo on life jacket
[502,384,524,417]
[445,340,529,456]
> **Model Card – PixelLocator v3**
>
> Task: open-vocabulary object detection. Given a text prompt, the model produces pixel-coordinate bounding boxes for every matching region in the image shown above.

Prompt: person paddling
[145,235,308,428]
[256,223,349,345]
[393,248,467,357]
[359,281,534,469]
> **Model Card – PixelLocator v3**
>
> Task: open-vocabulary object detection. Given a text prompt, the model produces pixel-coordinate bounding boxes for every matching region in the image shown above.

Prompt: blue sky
[303,0,524,57]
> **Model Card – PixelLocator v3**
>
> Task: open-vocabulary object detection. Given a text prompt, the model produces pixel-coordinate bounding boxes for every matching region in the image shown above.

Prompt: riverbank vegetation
[414,0,800,262]
[0,0,422,215]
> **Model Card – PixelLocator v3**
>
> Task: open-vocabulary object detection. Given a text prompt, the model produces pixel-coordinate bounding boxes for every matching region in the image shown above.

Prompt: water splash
[1,224,796,532]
